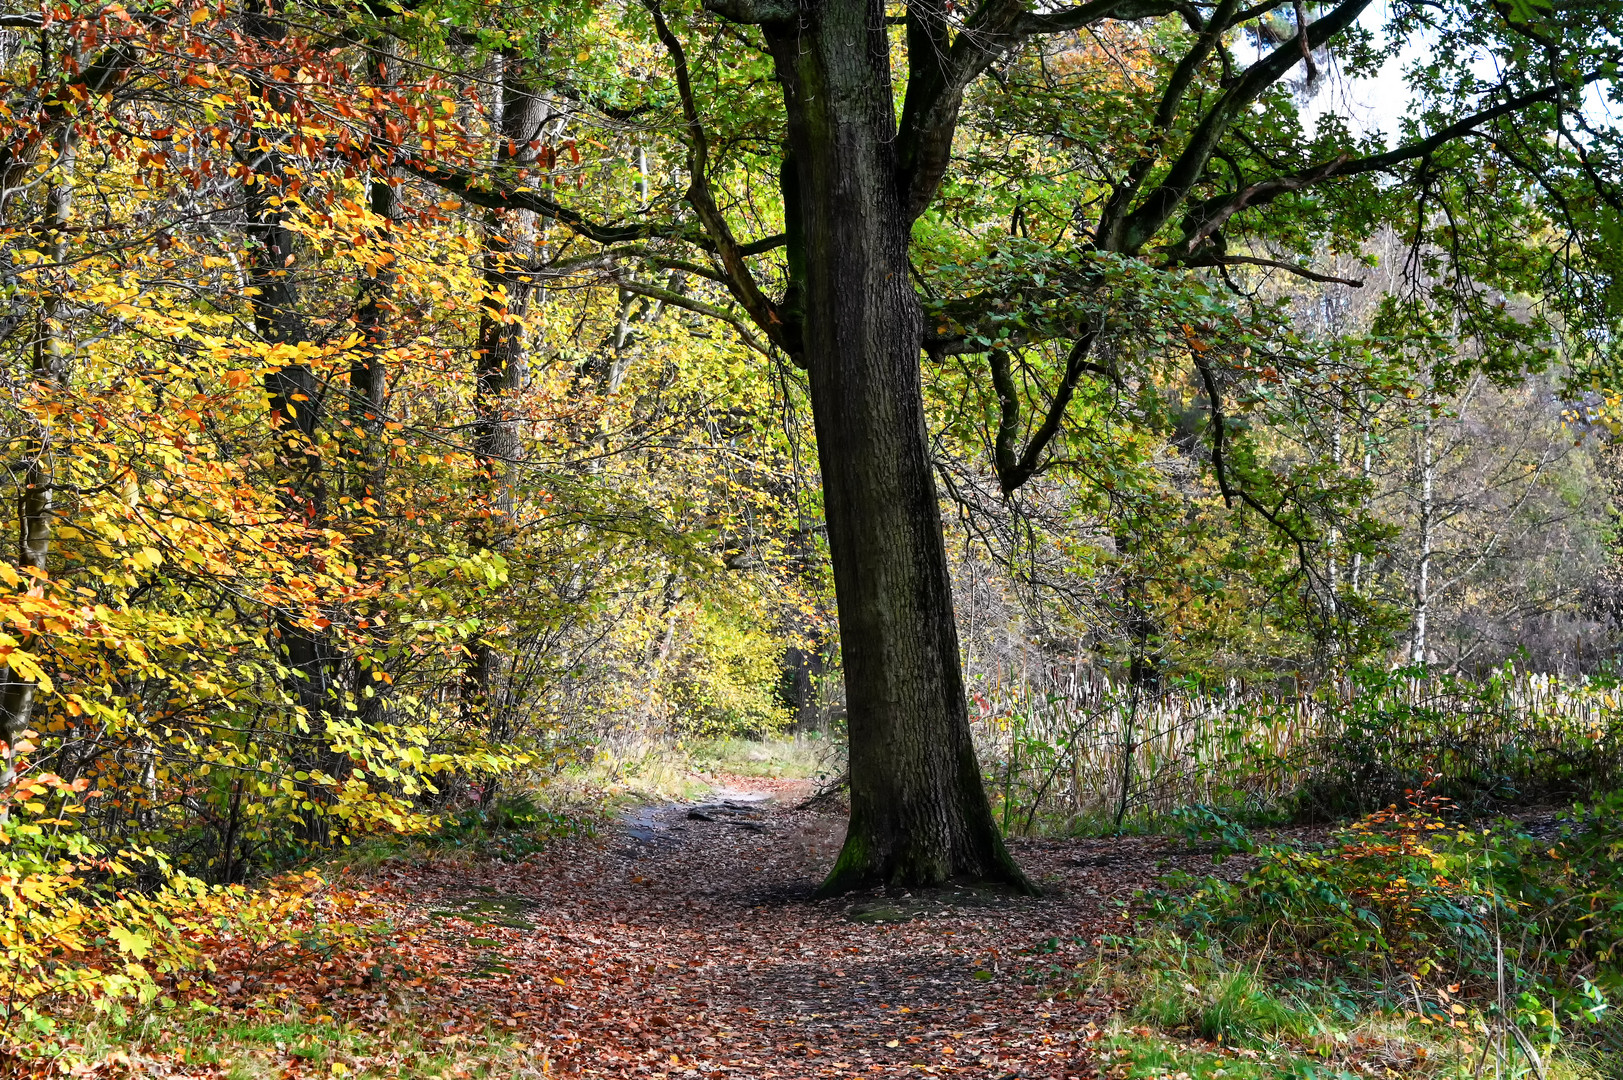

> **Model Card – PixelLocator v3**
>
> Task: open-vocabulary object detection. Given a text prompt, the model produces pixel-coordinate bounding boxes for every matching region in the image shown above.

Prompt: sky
[1298,1,1619,146]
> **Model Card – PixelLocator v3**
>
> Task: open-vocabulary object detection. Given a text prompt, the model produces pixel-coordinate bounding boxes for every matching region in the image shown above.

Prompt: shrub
[1147,791,1623,1043]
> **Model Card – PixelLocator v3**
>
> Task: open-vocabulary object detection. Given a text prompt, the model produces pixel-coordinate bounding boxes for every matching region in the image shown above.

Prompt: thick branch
[996,327,1107,494]
[534,245,731,286]
[404,158,669,243]
[1013,0,1189,34]
[895,0,1184,222]
[1096,0,1239,248]
[1113,0,1372,252]
[700,0,798,23]
[644,0,788,351]
[988,348,1021,481]
[401,158,785,254]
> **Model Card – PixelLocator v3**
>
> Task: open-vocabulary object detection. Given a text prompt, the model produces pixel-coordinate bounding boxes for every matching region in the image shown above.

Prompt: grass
[1097,1026,1356,1079]
[684,732,840,780]
[512,732,841,808]
[1089,958,1623,1080]
[1131,971,1318,1046]
[1098,1022,1623,1079]
[56,1005,537,1079]
[327,733,843,876]
[1079,874,1623,1080]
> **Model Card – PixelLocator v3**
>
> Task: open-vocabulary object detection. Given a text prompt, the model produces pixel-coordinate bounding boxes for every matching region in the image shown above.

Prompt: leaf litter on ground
[39,777,1310,1079]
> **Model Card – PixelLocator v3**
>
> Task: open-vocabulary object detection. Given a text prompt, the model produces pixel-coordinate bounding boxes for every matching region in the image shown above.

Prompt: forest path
[373,778,1210,1079]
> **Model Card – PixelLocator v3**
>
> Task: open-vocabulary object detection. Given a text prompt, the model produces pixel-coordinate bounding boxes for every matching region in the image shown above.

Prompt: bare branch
[612,277,772,358]
[535,245,731,285]
[1195,253,1365,287]
[1193,348,1322,578]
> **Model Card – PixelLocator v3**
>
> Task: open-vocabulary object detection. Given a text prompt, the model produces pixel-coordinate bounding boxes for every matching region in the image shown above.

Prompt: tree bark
[0,129,73,792]
[763,0,1028,894]
[465,48,547,741]
[346,36,398,742]
[243,0,343,840]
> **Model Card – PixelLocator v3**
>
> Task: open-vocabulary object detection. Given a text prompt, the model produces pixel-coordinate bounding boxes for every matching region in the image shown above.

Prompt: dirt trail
[373,779,1219,1078]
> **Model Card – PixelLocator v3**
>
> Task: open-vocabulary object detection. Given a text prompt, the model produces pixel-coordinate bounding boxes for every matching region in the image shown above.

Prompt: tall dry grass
[972,664,1623,832]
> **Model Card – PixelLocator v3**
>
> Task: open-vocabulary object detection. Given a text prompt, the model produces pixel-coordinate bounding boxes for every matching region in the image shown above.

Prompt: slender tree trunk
[0,132,72,792]
[1412,419,1434,665]
[1115,520,1161,691]
[1351,425,1370,594]
[243,0,341,839]
[349,37,398,729]
[765,0,1027,893]
[1328,426,1341,621]
[780,642,826,733]
[465,48,547,741]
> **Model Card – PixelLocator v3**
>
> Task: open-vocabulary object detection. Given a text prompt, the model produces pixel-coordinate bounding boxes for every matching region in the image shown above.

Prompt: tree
[176,0,1608,892]
[574,0,1623,889]
[610,0,1620,890]
[1,0,1615,901]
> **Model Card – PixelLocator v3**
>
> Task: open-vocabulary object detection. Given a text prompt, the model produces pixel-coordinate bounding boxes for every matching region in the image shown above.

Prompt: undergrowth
[1089,787,1623,1078]
[981,665,1623,836]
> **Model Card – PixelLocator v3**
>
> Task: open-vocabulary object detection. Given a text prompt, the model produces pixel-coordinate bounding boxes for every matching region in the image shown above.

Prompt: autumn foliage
[0,1,808,1056]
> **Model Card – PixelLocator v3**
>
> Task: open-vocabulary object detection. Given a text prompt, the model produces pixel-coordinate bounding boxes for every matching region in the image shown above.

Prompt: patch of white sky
[1257,1,1619,147]
[1296,1,1418,143]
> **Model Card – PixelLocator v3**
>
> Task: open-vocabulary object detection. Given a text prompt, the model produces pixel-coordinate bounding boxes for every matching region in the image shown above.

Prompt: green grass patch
[56,1003,534,1079]
[684,733,841,780]
[1132,971,1319,1046]
[1099,1029,1358,1079]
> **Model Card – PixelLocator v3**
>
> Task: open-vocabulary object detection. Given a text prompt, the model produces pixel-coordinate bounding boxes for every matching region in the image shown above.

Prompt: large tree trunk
[765,0,1028,894]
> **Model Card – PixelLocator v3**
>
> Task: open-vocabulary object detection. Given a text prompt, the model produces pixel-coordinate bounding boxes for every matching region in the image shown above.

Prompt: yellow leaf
[108,923,152,960]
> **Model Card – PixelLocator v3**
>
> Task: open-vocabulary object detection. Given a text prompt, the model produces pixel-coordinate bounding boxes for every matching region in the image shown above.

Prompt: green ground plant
[683,733,843,781]
[1108,789,1623,1077]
